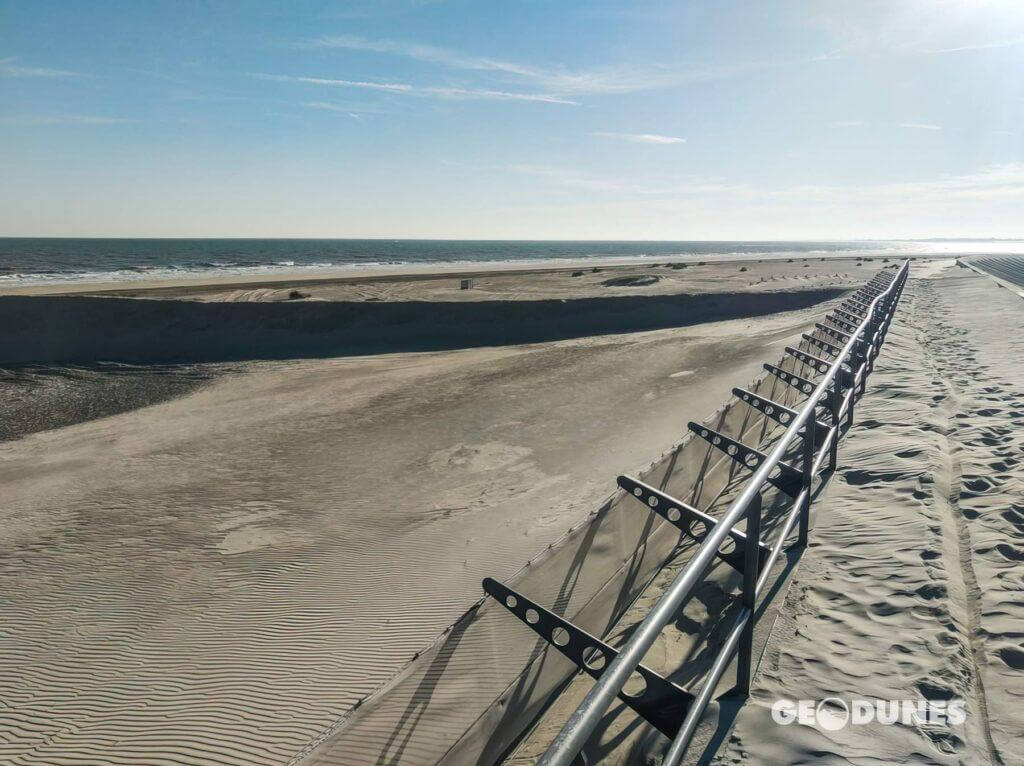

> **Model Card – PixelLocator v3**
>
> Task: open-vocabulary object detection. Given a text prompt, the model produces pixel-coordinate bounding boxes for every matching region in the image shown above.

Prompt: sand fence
[299,263,909,766]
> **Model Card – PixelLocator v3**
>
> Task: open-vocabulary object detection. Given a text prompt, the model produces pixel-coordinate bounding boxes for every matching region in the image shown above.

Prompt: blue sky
[1,0,1023,238]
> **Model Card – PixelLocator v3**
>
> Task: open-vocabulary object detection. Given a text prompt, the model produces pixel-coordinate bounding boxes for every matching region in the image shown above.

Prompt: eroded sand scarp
[717,268,1024,765]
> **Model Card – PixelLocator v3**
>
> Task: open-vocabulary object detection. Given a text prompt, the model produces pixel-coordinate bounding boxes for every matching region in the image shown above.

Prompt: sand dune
[0,266,850,766]
[1,288,843,364]
[714,266,1024,764]
[498,263,1022,765]
[5,259,1006,766]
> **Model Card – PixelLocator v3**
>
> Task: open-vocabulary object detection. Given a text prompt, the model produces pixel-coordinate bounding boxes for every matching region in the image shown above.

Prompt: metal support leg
[735,493,762,696]
[798,418,814,546]
[828,381,840,472]
[865,309,879,376]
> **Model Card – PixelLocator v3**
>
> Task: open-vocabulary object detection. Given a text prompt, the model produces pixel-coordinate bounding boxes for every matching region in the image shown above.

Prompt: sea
[1,238,1023,286]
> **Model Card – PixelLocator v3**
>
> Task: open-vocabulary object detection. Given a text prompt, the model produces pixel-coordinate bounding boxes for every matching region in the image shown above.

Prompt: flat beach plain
[4,257,1008,765]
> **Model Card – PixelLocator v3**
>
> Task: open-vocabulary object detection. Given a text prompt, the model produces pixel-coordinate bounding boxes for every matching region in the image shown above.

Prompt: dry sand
[714,263,1024,765]
[0,258,876,765]
[0,253,887,298]
[507,262,1023,766]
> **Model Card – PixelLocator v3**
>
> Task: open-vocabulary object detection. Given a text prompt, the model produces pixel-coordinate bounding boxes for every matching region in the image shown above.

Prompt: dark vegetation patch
[601,275,661,287]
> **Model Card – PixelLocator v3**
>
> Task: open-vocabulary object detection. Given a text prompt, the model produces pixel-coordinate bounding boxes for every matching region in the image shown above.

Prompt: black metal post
[735,492,762,695]
[798,415,814,546]
[828,380,840,471]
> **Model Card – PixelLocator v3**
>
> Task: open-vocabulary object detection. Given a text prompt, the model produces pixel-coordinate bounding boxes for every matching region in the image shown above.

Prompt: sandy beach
[504,260,1024,765]
[1,256,1020,766]
[714,262,1024,765]
[7,2,1024,763]
[0,257,869,764]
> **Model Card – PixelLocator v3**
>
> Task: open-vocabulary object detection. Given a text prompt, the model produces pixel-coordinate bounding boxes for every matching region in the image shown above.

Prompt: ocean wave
[3,240,1021,287]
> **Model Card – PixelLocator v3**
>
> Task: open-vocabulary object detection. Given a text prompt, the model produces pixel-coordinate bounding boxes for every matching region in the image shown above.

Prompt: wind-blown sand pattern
[0,260,875,765]
[715,264,1024,765]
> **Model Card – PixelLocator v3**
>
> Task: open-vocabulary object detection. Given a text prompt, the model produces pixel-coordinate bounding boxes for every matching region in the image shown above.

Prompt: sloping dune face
[0,288,841,765]
[0,289,842,364]
[718,268,1024,765]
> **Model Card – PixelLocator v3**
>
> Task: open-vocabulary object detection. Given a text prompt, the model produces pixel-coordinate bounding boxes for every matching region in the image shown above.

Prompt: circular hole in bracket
[623,672,647,698]
[689,519,708,539]
[647,496,658,508]
[727,444,738,456]
[582,646,606,671]
[700,429,709,438]
[745,453,760,467]
[551,627,570,647]
[765,405,774,415]
[633,487,642,497]
[525,609,540,625]
[713,436,722,445]
[719,537,737,556]
[505,595,518,609]
[667,507,682,523]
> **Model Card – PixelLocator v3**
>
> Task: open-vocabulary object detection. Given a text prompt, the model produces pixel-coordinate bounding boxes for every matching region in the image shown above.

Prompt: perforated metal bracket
[482,577,694,738]
[617,475,770,574]
[815,322,851,343]
[855,283,886,298]
[802,333,843,357]
[687,422,803,497]
[763,362,826,399]
[851,289,881,303]
[785,345,833,375]
[828,311,860,331]
[842,298,872,314]
[732,387,829,443]
[825,318,858,337]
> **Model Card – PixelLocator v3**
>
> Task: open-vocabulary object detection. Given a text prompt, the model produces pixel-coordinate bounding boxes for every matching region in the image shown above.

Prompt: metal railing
[521,261,909,765]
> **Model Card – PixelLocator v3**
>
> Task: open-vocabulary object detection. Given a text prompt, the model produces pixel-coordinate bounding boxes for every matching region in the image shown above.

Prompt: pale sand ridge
[714,265,1023,765]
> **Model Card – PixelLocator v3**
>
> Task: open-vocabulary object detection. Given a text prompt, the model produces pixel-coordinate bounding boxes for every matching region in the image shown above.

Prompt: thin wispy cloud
[507,164,747,197]
[511,162,1024,208]
[593,131,686,145]
[303,102,363,118]
[294,34,832,96]
[424,86,576,104]
[831,120,864,128]
[929,35,1024,54]
[784,164,1024,205]
[252,72,411,92]
[252,72,577,104]
[302,35,535,77]
[0,58,83,78]
[898,122,942,131]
